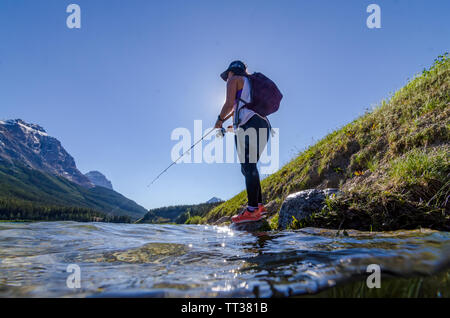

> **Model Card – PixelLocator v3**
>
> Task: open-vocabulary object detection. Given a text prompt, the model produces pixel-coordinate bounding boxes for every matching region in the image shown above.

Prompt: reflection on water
[0,222,449,297]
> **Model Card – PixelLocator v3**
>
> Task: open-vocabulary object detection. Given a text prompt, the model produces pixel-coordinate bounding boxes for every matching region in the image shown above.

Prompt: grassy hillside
[196,54,449,231]
[0,161,148,220]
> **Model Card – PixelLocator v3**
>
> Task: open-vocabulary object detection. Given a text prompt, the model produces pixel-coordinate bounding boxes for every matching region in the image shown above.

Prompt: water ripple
[0,222,449,297]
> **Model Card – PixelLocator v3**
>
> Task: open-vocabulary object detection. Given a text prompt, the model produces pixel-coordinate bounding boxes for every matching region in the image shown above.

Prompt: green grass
[389,147,448,186]
[185,215,205,225]
[269,213,279,230]
[199,53,450,231]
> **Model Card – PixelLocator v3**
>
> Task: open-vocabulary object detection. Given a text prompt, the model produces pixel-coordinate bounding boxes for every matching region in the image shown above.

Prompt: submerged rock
[89,243,188,264]
[278,188,341,230]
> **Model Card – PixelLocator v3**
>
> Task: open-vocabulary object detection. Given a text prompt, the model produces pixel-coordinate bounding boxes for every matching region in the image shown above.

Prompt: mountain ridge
[0,119,147,221]
[137,200,223,224]
[0,119,93,188]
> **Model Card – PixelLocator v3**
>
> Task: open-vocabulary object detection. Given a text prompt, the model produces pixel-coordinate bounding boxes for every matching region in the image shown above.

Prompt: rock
[278,188,341,230]
[264,199,281,217]
[230,219,270,232]
[213,216,231,225]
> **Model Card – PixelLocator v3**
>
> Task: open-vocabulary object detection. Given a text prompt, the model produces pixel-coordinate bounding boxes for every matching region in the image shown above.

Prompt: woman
[214,60,270,224]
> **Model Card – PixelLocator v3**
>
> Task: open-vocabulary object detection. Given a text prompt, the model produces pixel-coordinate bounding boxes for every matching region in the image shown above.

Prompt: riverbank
[192,54,449,231]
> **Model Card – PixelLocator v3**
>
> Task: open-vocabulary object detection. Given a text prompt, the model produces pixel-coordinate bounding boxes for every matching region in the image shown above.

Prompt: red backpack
[240,73,283,117]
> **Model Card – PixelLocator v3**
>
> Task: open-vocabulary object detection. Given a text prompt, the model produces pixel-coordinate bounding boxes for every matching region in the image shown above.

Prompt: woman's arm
[214,76,238,128]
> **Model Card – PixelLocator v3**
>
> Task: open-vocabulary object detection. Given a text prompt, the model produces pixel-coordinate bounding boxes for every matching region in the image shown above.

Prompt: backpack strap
[245,74,253,105]
[238,98,248,105]
[234,76,252,128]
[238,74,252,106]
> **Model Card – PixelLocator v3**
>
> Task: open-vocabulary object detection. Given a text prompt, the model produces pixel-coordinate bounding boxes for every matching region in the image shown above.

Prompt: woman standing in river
[214,61,282,224]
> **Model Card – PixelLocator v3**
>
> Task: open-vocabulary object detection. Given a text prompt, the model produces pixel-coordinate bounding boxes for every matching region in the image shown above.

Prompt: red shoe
[258,204,267,216]
[231,208,262,224]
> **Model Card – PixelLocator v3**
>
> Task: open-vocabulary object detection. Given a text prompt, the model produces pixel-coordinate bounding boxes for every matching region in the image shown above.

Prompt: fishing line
[147,127,218,188]
[148,112,233,188]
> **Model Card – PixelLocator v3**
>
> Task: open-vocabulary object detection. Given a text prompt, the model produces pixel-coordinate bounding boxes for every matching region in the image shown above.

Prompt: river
[0,221,449,297]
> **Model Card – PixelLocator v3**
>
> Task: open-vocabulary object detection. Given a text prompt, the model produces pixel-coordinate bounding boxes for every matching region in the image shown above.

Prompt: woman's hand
[214,119,223,129]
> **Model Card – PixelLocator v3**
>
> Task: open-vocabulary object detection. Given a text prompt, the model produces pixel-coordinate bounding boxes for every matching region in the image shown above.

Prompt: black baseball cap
[220,60,247,81]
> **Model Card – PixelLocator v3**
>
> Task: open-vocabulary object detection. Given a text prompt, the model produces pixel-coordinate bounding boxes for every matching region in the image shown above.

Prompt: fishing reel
[216,127,226,138]
[216,126,234,138]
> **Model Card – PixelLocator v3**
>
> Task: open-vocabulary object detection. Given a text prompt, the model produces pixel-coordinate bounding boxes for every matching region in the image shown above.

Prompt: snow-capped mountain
[0,119,93,188]
[85,171,113,190]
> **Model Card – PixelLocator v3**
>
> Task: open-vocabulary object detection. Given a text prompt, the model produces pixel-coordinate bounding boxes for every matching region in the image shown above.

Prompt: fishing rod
[147,113,233,188]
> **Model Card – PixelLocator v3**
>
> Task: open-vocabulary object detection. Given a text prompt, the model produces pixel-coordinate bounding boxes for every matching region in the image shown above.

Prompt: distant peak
[86,170,104,176]
[85,171,113,190]
[206,197,223,204]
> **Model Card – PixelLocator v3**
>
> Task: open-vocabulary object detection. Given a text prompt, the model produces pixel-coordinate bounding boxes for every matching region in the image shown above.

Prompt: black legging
[235,115,270,207]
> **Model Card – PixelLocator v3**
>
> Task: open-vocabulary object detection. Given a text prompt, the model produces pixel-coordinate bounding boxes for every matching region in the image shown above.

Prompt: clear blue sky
[1,0,449,209]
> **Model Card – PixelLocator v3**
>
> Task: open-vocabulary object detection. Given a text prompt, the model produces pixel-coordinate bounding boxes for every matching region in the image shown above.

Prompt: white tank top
[233,77,268,128]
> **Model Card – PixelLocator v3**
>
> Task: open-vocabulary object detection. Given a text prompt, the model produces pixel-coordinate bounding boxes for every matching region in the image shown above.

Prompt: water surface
[0,222,449,297]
